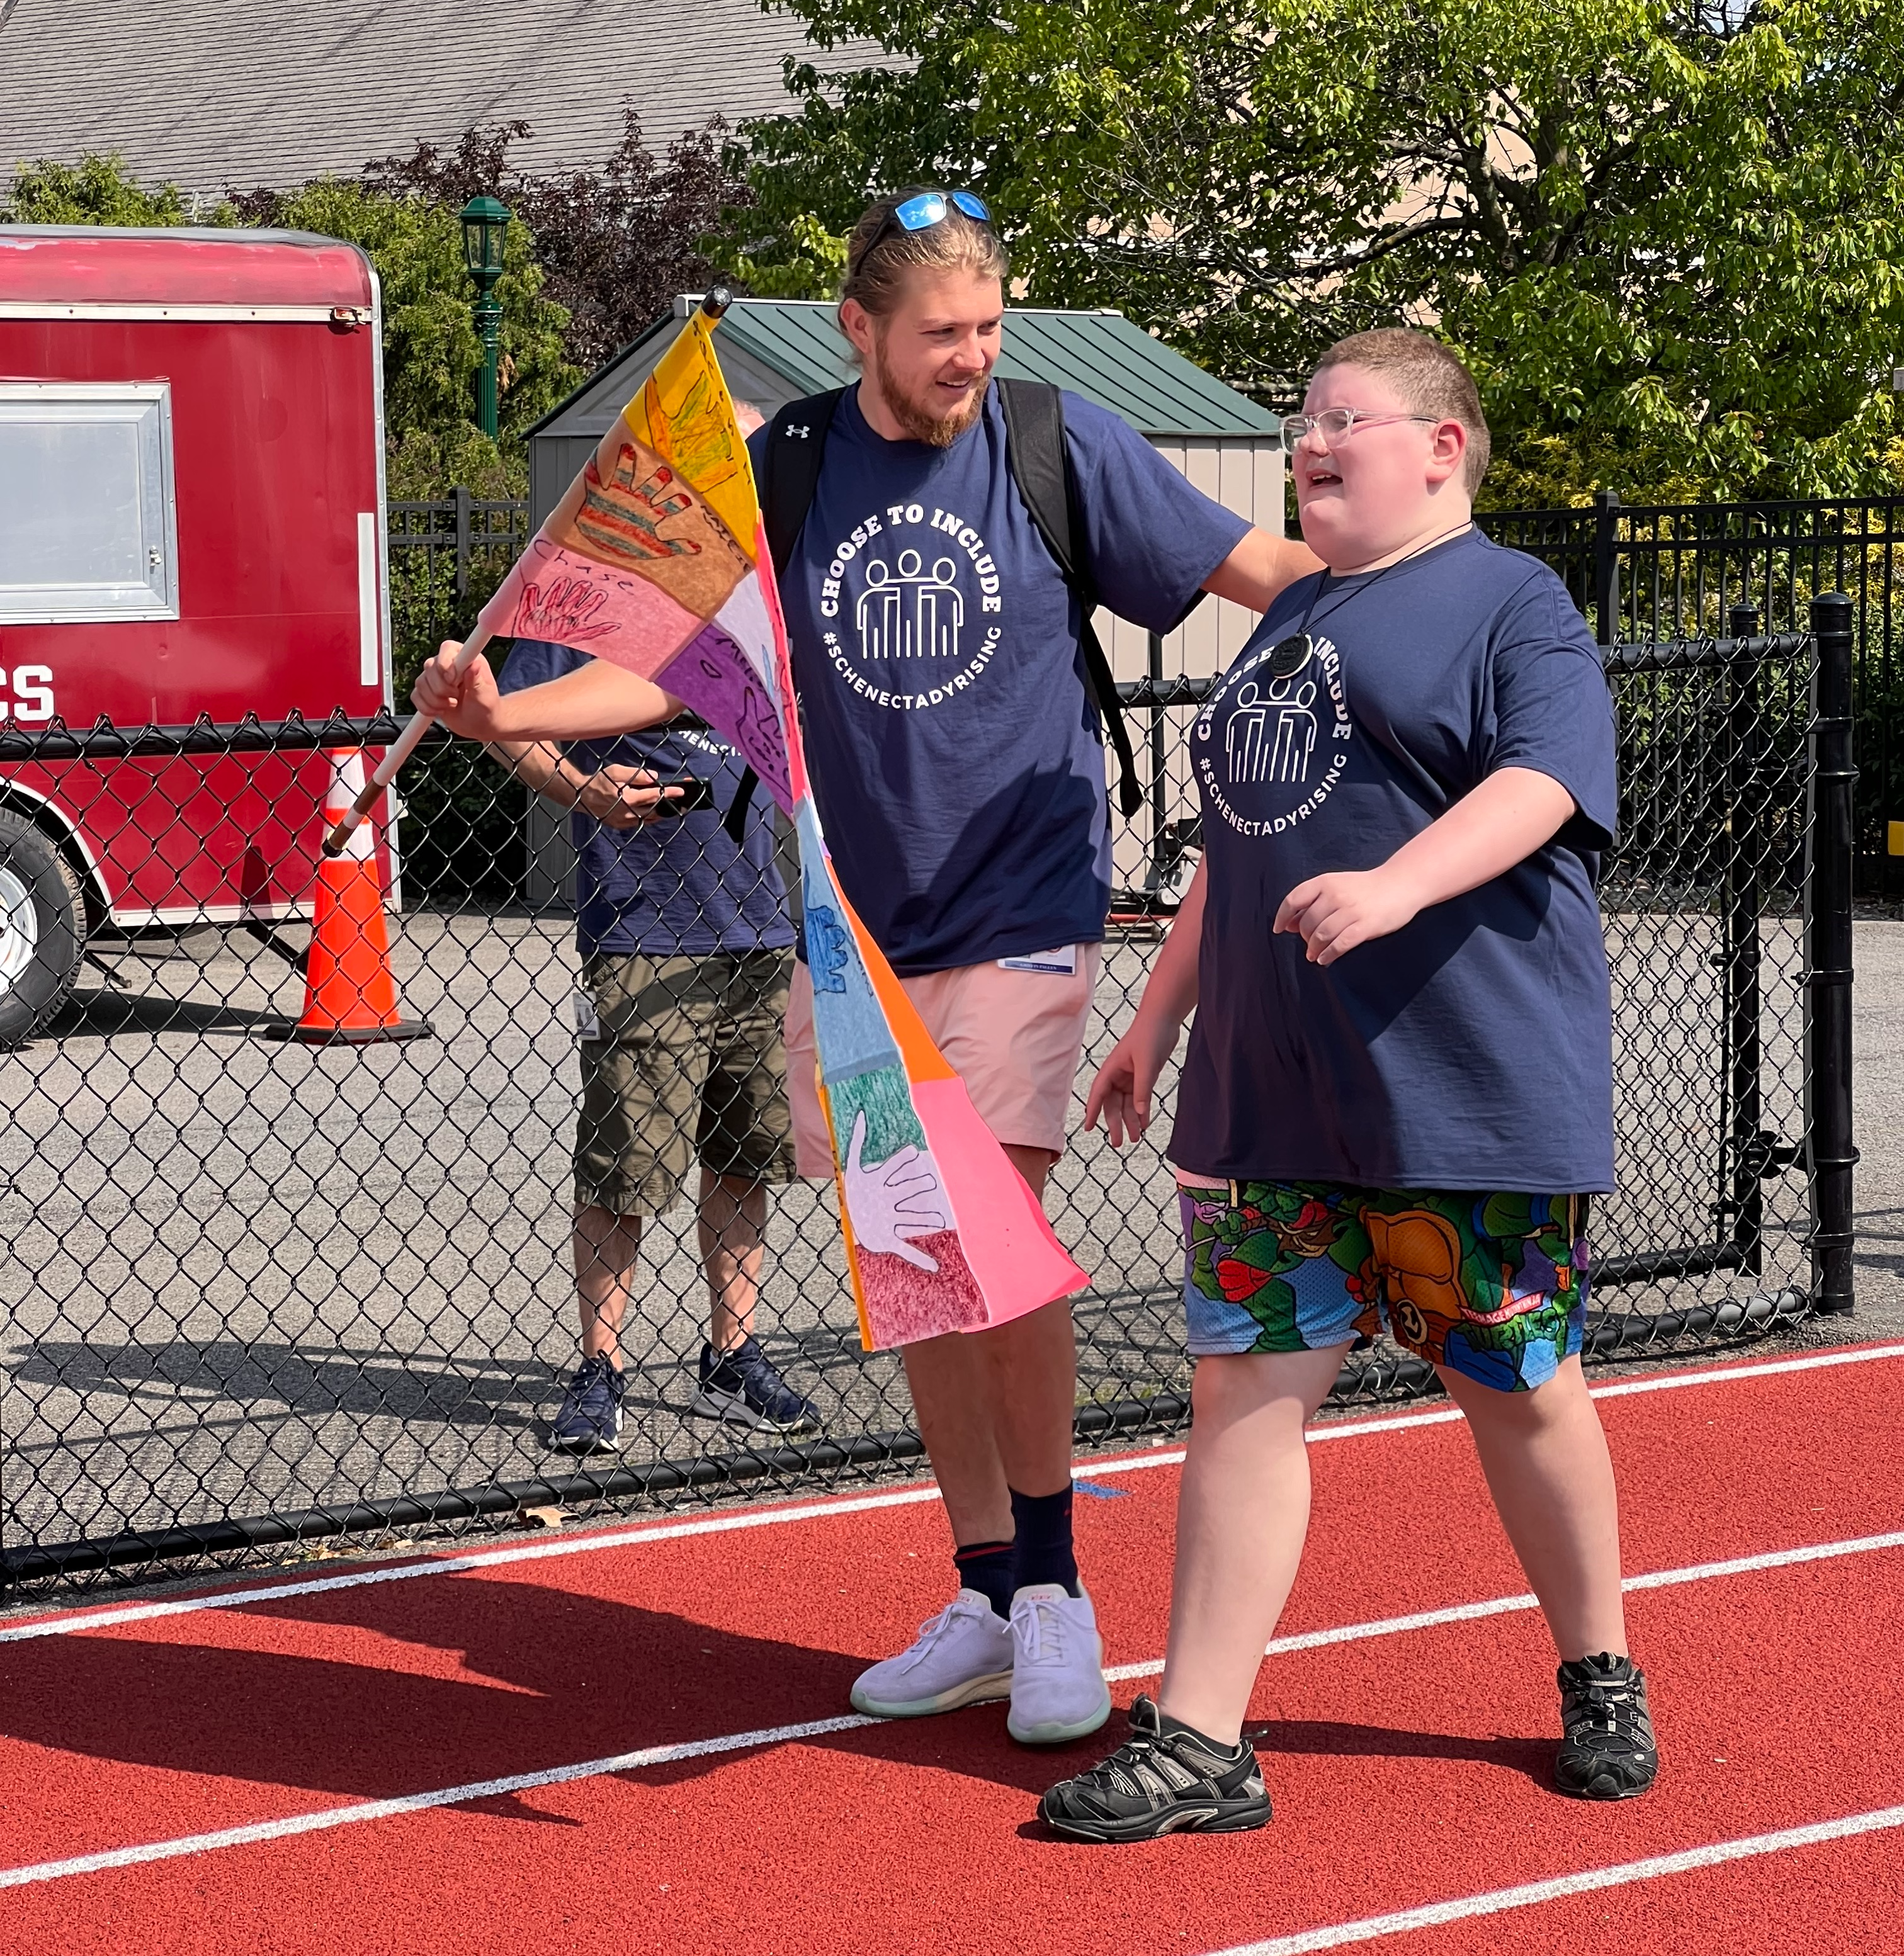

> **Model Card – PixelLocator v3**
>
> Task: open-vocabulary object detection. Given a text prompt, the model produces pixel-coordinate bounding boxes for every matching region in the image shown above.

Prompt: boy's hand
[1275,867,1422,966]
[577,766,682,828]
[1085,1012,1184,1146]
[1276,771,1578,966]
[412,640,506,740]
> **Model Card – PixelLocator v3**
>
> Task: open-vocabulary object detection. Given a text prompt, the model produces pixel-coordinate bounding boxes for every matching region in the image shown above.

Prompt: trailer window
[0,383,179,623]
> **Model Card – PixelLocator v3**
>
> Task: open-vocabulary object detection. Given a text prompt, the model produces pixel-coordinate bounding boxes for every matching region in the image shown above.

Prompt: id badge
[997,945,1078,976]
[573,990,601,1039]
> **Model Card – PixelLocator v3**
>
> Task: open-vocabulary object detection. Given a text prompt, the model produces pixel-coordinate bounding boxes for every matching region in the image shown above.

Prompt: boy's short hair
[1313,329,1490,494]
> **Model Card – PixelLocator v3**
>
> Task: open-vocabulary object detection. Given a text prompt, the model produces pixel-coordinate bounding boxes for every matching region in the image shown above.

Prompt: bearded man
[412,189,1319,1745]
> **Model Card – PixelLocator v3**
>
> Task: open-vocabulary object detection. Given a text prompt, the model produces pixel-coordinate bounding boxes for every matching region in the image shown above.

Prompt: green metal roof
[530,298,1279,440]
[720,300,1278,438]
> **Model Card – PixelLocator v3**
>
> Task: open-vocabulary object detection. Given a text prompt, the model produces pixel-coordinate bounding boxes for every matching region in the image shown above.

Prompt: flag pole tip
[701,287,732,318]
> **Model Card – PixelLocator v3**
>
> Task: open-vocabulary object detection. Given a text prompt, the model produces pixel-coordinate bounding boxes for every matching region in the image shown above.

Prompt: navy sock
[953,1539,1016,1619]
[1008,1484,1079,1597]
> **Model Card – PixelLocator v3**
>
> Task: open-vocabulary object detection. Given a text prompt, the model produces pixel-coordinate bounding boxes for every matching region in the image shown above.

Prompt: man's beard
[874,359,990,448]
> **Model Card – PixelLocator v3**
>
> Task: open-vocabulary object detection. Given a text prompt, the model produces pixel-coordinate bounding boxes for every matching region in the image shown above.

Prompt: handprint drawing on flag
[466,306,1089,1349]
[516,572,618,642]
[844,1112,947,1274]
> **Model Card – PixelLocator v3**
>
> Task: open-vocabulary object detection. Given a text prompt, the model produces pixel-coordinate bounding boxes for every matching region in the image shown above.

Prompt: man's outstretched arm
[412,641,680,743]
[1201,528,1324,611]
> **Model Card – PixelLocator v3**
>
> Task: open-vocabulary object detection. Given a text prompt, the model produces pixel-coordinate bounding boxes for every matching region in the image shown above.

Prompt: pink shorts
[785,944,1101,1176]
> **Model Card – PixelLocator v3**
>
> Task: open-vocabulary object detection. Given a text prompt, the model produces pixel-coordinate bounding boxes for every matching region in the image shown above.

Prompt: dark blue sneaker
[690,1336,820,1435]
[550,1354,625,1452]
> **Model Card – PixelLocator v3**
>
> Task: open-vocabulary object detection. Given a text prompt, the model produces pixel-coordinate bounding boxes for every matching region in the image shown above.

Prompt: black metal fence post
[452,484,472,600]
[1592,488,1623,644]
[1147,629,1167,886]
[1806,591,1858,1314]
[1723,602,1765,1274]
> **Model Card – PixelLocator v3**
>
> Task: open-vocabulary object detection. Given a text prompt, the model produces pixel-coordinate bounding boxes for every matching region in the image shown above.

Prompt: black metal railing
[385,489,1903,896]
[1478,493,1903,895]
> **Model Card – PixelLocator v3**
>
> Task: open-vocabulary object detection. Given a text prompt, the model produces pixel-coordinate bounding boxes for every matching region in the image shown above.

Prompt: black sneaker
[1555,1653,1658,1800]
[550,1354,625,1453]
[691,1336,821,1435]
[1038,1695,1271,1842]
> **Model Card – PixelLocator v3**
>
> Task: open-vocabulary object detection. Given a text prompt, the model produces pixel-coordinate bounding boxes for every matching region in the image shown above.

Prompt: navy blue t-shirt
[1169,528,1619,1193]
[753,384,1249,975]
[497,639,793,959]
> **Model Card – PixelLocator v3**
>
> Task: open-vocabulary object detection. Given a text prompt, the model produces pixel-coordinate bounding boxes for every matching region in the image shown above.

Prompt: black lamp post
[459,194,512,441]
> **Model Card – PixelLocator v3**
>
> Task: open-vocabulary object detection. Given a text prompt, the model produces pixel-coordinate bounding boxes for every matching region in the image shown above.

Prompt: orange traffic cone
[272,749,431,1044]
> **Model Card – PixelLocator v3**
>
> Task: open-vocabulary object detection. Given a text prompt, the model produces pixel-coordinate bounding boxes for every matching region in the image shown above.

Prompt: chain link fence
[0,600,1855,1597]
[392,489,1904,896]
[1480,492,1903,896]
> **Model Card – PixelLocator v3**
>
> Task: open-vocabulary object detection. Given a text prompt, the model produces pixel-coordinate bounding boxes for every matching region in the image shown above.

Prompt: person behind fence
[1036,328,1658,1842]
[412,189,1321,1749]
[487,620,820,1451]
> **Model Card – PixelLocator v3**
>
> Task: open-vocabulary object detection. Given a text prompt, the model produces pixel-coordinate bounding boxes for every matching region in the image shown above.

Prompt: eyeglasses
[1279,408,1441,454]
[857,190,993,263]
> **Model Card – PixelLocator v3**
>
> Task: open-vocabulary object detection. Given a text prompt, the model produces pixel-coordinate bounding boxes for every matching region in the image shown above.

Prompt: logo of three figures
[1226,674,1319,786]
[855,551,964,662]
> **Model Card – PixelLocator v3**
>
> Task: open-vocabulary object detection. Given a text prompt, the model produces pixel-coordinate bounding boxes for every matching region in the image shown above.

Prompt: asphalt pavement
[0,907,1895,1581]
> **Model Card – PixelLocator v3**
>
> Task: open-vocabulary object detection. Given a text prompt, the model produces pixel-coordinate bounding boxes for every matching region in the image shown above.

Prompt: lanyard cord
[1294,521,1475,641]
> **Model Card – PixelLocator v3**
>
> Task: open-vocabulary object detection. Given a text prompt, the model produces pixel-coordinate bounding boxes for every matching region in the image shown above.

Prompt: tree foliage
[363,111,753,374]
[232,174,577,495]
[0,152,212,228]
[748,0,1904,502]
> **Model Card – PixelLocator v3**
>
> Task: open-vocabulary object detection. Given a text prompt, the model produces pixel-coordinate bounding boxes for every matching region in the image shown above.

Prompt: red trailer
[0,223,397,1039]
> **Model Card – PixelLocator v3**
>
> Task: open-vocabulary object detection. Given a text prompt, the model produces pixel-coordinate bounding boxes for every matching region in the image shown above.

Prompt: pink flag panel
[479,537,704,679]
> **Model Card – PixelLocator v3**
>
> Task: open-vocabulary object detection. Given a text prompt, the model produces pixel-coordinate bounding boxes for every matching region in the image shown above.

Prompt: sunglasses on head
[858,189,993,261]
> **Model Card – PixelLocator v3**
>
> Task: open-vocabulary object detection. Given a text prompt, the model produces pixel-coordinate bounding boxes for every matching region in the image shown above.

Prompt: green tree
[747,0,1904,503]
[235,176,577,497]
[719,210,849,300]
[0,152,215,227]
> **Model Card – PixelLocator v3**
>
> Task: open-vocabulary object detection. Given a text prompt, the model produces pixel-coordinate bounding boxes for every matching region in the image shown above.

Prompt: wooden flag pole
[321,287,733,861]
[320,618,492,859]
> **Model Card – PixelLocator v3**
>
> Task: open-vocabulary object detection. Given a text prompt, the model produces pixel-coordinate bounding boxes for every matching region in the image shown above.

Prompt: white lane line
[1104,1527,1904,1683]
[8,1340,1899,1646]
[1206,1804,1904,1955]
[1587,1342,1904,1398]
[0,1714,880,1890]
[3,1524,1898,1891]
[0,1490,944,1645]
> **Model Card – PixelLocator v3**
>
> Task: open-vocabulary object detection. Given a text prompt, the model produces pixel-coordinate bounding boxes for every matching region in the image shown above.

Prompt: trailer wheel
[0,808,84,1046]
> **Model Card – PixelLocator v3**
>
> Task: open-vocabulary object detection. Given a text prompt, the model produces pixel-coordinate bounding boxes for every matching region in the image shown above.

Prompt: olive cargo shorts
[574,949,795,1218]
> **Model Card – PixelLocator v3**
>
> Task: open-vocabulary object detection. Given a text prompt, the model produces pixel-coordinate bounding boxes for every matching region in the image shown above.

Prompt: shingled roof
[0,0,874,192]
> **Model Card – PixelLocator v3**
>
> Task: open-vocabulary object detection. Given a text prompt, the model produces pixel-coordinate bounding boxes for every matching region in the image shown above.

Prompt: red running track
[0,1345,1900,1955]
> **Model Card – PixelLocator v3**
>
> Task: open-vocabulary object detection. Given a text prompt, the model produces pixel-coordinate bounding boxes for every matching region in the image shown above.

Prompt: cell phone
[652,776,716,814]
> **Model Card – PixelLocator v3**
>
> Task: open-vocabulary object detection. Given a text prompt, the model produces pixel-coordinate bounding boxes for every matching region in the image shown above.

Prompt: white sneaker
[1006,1583,1113,1745]
[849,1589,1015,1717]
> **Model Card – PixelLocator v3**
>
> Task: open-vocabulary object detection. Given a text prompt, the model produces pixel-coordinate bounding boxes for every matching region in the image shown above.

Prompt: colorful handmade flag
[471,305,1090,1350]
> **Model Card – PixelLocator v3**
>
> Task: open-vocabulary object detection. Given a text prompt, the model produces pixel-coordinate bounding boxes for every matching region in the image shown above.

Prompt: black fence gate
[0,597,1855,1596]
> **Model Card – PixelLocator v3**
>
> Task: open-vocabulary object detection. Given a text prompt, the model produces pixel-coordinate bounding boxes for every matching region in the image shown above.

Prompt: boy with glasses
[1038,328,1656,1841]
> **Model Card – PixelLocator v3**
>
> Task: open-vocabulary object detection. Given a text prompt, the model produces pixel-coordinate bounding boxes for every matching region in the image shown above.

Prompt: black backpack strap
[995,376,1143,818]
[724,390,846,841]
[762,388,844,576]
